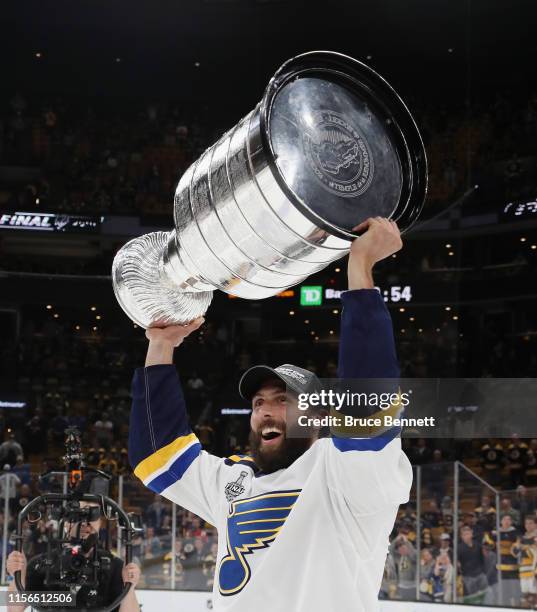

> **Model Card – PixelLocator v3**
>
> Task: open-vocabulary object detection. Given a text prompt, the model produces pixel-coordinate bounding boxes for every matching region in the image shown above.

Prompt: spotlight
[96,315,101,320]
[409,317,415,322]
[35,52,42,58]
[332,309,339,315]
[53,313,59,319]
[46,305,52,310]
[93,326,98,331]
[399,307,405,312]
[445,306,451,311]
[448,251,454,256]
[329,330,334,335]
[445,244,451,248]
[452,315,459,321]
[289,310,295,315]
[418,328,423,333]
[532,245,537,250]
[90,306,97,311]
[520,237,527,242]
[400,329,405,333]
[304,319,310,324]
[335,267,341,273]
[75,325,80,331]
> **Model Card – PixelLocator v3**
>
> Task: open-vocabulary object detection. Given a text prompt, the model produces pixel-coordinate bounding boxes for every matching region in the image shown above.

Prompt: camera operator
[6,501,141,612]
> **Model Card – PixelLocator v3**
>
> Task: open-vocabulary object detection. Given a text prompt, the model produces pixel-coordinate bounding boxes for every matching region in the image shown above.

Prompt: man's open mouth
[260,426,283,444]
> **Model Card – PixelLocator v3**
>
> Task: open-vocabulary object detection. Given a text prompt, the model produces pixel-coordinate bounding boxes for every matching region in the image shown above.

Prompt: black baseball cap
[239,364,322,402]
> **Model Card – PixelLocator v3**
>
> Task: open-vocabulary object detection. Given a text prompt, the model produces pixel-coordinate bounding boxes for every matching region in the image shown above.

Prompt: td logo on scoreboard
[300,286,323,306]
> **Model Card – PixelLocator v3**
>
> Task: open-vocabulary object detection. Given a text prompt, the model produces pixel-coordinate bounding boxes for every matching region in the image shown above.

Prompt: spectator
[202,542,218,590]
[489,514,521,607]
[515,514,537,608]
[524,444,537,486]
[422,500,441,528]
[458,525,488,604]
[11,456,30,486]
[418,548,435,601]
[506,434,528,488]
[97,451,118,476]
[500,497,521,528]
[431,550,455,602]
[475,494,496,533]
[0,465,21,516]
[0,433,24,466]
[145,495,170,534]
[462,511,486,544]
[439,533,452,560]
[182,537,207,590]
[480,441,504,486]
[144,526,163,558]
[379,549,398,600]
[13,483,33,513]
[514,485,535,523]
[410,439,431,465]
[390,535,417,600]
[93,413,114,450]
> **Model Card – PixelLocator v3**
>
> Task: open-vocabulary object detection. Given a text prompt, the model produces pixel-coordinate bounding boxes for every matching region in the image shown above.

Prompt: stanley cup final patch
[225,471,248,502]
[302,110,374,198]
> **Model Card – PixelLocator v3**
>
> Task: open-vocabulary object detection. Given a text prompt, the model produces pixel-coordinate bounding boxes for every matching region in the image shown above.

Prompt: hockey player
[128,217,413,611]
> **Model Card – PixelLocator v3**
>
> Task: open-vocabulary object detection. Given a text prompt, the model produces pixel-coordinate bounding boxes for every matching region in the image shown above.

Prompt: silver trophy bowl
[112,51,427,328]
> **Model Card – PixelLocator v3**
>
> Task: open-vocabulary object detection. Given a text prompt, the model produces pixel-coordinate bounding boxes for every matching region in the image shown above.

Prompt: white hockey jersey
[129,289,413,612]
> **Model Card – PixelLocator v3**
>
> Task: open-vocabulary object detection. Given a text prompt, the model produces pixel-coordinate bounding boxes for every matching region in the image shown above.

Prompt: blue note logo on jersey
[218,489,301,596]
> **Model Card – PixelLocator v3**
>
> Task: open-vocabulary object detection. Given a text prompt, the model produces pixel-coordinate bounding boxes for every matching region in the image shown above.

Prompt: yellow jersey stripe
[134,433,198,481]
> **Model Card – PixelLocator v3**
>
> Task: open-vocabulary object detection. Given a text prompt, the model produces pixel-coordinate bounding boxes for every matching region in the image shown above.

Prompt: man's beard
[249,423,312,474]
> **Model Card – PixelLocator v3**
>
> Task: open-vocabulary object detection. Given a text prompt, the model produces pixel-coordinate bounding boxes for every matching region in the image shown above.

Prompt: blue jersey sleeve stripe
[331,427,400,452]
[145,442,202,494]
[134,433,199,481]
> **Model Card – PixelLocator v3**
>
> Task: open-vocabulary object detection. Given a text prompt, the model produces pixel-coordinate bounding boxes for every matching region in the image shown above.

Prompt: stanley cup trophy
[112,51,427,328]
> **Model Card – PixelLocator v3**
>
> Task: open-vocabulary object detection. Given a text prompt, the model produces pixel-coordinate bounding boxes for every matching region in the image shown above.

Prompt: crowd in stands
[379,437,537,607]
[1,88,536,218]
[0,92,217,217]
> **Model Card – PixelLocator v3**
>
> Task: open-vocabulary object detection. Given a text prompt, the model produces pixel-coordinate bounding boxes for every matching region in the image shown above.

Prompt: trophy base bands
[0,592,76,607]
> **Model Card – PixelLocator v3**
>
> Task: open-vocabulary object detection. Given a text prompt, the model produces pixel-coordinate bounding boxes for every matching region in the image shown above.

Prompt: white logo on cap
[276,367,307,384]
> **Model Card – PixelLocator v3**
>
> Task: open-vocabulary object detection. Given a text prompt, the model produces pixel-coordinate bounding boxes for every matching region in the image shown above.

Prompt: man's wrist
[347,258,374,290]
[145,340,176,367]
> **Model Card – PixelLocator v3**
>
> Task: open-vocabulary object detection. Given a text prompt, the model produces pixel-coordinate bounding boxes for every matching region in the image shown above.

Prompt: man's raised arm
[339,216,402,379]
[129,318,224,524]
[326,217,412,517]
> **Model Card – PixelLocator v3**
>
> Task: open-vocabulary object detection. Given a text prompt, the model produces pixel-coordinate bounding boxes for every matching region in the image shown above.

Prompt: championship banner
[0,211,104,234]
